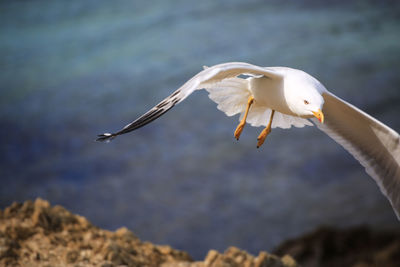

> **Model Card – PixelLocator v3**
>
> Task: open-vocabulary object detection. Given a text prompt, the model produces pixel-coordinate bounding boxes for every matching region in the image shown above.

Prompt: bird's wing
[313,91,400,219]
[97,62,282,141]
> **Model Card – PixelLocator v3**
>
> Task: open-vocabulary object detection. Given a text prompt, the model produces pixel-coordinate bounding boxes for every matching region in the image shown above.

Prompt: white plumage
[97,62,400,219]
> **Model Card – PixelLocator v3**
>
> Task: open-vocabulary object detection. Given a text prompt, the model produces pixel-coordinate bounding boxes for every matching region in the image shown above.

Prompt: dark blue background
[1,0,399,259]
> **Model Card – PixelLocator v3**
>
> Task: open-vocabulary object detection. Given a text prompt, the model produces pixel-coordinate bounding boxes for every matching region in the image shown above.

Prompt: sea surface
[1,0,399,259]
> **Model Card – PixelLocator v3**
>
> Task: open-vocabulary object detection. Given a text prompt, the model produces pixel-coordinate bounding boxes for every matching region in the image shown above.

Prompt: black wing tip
[96,133,116,142]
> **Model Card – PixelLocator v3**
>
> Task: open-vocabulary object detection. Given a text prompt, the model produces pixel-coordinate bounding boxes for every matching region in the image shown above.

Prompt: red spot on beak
[312,109,324,123]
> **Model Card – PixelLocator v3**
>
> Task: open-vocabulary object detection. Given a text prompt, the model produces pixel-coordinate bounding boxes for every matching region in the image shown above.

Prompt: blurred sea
[1,0,400,259]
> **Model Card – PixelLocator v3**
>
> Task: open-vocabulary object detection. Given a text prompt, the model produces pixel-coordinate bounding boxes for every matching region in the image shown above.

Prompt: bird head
[301,96,325,123]
[285,75,325,123]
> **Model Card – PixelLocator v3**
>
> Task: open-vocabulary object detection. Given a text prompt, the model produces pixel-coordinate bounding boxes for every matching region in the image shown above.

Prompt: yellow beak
[312,109,324,123]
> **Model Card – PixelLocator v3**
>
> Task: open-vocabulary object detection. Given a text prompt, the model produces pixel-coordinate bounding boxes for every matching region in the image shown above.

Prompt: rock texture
[274,225,400,267]
[0,199,298,267]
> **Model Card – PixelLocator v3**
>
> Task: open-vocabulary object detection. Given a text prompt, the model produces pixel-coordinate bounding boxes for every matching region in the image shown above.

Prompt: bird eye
[304,100,309,105]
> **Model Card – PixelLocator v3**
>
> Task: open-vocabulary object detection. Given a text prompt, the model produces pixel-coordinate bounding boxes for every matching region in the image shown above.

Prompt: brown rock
[204,249,219,265]
[0,199,297,267]
[193,247,298,267]
[4,202,23,218]
[66,250,79,263]
[274,225,400,267]
[280,255,297,267]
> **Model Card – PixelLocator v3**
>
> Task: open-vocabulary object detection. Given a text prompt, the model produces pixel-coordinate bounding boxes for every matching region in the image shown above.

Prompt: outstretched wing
[97,62,282,141]
[313,91,400,219]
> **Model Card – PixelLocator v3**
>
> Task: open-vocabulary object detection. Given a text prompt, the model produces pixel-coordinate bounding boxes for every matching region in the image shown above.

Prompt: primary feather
[97,62,282,140]
[313,92,400,218]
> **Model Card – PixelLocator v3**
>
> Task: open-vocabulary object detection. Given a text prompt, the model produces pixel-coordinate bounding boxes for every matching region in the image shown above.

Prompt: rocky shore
[274,224,400,267]
[0,199,297,267]
[1,199,399,267]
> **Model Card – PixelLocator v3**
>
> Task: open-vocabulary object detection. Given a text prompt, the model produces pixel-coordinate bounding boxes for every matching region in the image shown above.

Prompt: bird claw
[234,123,245,140]
[257,127,271,148]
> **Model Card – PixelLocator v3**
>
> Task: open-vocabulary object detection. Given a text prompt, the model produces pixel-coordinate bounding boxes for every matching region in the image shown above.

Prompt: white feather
[204,77,313,129]
[314,92,400,219]
[204,78,251,116]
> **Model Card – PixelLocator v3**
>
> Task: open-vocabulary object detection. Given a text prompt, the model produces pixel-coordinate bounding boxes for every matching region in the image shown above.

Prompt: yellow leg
[234,96,254,140]
[257,110,275,148]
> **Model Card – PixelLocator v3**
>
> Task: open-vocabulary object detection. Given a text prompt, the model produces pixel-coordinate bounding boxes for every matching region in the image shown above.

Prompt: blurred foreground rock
[0,199,297,267]
[274,225,400,267]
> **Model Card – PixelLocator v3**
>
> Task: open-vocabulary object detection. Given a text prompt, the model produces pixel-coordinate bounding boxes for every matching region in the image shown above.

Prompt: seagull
[97,62,400,219]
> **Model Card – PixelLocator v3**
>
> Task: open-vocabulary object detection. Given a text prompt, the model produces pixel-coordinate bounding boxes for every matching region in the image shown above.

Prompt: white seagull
[97,62,400,219]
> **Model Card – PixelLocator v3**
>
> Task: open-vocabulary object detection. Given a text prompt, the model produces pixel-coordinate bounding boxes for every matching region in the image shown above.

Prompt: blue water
[1,0,399,259]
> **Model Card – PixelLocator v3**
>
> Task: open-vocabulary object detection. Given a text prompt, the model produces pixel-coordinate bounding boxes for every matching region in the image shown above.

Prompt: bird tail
[96,133,117,142]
